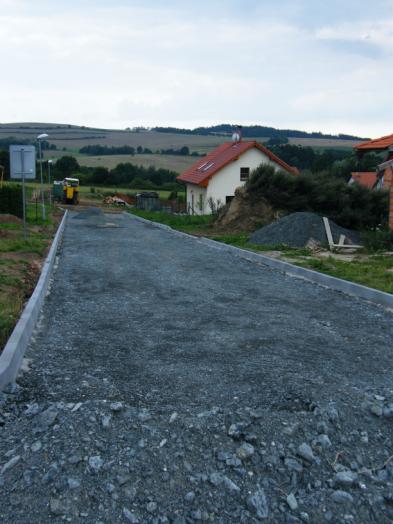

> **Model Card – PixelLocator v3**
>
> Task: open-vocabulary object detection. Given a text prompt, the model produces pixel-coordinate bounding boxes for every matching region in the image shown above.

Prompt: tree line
[265,143,382,180]
[154,124,367,141]
[52,156,181,191]
[79,144,202,157]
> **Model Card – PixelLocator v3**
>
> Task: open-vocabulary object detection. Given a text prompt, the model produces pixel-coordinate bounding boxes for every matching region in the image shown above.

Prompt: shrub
[246,165,389,230]
[0,184,23,218]
[361,230,393,252]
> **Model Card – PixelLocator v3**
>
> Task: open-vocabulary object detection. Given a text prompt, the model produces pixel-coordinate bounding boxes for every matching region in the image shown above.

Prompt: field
[21,182,178,200]
[45,150,196,172]
[0,123,362,174]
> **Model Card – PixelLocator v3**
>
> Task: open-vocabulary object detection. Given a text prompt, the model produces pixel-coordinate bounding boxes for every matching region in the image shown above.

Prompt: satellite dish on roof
[232,125,242,143]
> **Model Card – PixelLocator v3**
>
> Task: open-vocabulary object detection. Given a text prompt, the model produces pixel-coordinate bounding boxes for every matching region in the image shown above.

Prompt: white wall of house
[186,184,207,215]
[185,146,285,215]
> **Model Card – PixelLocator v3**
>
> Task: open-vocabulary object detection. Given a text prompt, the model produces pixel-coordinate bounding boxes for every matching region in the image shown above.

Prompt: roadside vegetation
[0,201,61,352]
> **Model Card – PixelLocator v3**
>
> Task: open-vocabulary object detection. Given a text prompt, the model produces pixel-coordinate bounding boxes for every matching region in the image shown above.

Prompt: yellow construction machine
[62,178,80,204]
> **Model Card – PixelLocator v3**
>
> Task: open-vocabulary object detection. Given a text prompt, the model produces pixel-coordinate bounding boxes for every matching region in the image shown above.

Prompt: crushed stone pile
[249,212,361,248]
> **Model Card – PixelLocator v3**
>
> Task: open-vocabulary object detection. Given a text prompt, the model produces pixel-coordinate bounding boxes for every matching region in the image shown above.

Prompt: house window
[198,194,204,212]
[226,195,234,204]
[240,167,250,181]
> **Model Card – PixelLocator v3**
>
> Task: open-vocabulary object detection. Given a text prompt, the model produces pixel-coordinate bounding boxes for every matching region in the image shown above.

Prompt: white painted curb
[0,210,68,391]
[126,212,393,311]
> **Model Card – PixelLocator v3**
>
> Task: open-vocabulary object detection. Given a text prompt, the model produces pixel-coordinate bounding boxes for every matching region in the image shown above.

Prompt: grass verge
[0,204,62,352]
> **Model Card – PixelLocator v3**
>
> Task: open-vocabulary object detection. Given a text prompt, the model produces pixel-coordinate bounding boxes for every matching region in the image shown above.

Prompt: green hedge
[247,165,389,230]
[0,184,23,218]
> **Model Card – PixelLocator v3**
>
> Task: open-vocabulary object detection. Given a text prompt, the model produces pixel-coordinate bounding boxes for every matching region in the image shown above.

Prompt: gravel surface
[1,210,393,523]
[249,212,360,248]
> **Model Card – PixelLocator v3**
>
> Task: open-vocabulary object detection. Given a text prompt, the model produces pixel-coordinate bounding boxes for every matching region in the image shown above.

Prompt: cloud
[0,1,392,136]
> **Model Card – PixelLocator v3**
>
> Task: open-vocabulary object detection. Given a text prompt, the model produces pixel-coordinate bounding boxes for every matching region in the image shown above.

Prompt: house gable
[177,140,298,187]
[206,147,276,202]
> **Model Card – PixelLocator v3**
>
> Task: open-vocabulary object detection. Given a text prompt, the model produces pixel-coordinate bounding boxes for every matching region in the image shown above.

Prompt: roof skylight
[202,162,214,171]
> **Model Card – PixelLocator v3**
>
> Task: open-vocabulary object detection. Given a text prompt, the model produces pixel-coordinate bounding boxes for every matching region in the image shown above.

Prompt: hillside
[0,122,365,174]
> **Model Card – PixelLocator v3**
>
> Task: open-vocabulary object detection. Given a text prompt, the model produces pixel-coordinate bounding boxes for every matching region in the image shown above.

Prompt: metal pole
[21,148,27,240]
[38,139,46,221]
[48,161,52,206]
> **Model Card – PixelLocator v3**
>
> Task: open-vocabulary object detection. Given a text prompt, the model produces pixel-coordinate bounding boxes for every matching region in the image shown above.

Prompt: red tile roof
[177,140,298,186]
[355,133,393,151]
[350,172,378,189]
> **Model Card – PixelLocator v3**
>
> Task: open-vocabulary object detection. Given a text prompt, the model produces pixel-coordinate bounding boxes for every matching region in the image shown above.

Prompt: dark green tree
[54,156,80,178]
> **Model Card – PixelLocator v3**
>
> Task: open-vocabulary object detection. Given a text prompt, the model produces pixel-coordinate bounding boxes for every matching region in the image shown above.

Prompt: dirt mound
[0,214,23,224]
[249,212,361,248]
[214,187,277,231]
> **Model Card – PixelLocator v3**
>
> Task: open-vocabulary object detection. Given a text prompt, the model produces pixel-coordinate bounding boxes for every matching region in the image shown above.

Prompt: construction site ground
[1,210,393,523]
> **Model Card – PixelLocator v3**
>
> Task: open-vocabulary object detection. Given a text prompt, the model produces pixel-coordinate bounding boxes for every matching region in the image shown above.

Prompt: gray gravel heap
[249,212,360,248]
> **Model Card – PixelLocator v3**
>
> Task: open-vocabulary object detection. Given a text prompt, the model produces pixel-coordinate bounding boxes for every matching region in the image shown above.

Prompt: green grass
[209,233,313,257]
[0,238,48,255]
[0,293,24,353]
[295,255,393,294]
[0,274,21,287]
[0,206,58,352]
[128,208,213,232]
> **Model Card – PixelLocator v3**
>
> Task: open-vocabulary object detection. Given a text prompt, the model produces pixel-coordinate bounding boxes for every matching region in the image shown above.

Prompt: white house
[177,139,298,215]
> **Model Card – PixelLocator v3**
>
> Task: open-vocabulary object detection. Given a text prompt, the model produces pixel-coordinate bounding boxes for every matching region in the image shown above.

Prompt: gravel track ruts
[1,211,393,524]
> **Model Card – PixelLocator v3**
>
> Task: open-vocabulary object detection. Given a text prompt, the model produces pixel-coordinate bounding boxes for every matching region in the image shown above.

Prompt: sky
[0,0,392,137]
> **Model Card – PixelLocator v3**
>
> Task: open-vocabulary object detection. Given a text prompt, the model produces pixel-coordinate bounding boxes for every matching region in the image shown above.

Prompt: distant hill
[153,124,369,141]
[0,122,367,174]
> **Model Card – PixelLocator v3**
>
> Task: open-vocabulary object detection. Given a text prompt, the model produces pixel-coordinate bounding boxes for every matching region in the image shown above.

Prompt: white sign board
[9,145,36,180]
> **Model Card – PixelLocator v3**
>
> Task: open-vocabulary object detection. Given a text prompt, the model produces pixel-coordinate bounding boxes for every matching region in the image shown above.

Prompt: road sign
[9,145,36,180]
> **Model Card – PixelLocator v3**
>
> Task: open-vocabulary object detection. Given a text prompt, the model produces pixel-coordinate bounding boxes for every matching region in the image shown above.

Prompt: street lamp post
[37,133,48,221]
[48,159,53,205]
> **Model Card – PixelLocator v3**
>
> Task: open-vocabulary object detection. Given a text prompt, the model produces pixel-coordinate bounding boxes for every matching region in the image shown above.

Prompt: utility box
[136,192,159,211]
[52,180,64,201]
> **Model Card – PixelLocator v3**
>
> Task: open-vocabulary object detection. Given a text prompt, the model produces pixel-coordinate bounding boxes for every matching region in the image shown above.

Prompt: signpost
[9,145,36,239]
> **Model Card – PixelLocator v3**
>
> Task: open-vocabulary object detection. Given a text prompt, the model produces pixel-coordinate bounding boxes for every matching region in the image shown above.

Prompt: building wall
[205,148,280,213]
[186,184,207,215]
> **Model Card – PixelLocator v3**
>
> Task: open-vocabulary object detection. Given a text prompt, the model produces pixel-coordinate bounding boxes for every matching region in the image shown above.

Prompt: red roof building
[352,132,393,230]
[177,140,298,215]
[349,172,378,189]
[355,134,393,152]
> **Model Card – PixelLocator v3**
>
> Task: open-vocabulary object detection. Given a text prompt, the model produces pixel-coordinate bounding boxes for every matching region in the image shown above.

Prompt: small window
[240,167,250,181]
[226,195,234,204]
[198,193,204,211]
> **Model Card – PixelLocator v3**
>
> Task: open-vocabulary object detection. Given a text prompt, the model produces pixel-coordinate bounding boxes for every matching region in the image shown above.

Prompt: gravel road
[1,210,393,524]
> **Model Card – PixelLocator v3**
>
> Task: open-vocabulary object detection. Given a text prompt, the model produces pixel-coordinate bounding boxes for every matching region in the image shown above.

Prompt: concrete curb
[0,210,68,391]
[125,212,393,310]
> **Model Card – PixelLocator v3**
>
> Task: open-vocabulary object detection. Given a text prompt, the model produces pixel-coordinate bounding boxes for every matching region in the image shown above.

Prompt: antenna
[232,125,242,143]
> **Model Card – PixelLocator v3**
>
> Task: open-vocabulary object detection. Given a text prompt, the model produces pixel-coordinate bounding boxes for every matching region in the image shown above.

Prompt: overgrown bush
[361,230,393,252]
[246,165,389,230]
[0,184,23,218]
